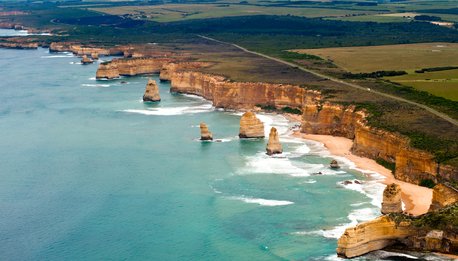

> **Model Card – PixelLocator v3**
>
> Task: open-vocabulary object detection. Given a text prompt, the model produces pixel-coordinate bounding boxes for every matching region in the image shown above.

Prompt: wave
[228,196,294,206]
[41,55,73,58]
[294,207,378,239]
[122,104,214,116]
[81,84,111,88]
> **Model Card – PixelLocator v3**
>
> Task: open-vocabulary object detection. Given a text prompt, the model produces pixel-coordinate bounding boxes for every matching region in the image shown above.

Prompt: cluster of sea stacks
[199,111,283,155]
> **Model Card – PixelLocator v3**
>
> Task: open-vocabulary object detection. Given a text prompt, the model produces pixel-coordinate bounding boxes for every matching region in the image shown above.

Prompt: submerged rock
[143,79,161,102]
[81,55,93,65]
[381,183,402,214]
[239,111,264,138]
[330,160,340,169]
[266,127,282,155]
[200,122,213,141]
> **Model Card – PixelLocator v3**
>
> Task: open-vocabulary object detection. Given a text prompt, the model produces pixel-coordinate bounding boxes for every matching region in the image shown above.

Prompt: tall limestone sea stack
[239,111,265,138]
[200,122,213,141]
[81,55,93,65]
[381,183,403,214]
[266,127,282,155]
[143,79,161,102]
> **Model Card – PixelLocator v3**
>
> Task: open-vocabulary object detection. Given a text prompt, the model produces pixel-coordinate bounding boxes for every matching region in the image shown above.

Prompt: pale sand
[292,131,433,216]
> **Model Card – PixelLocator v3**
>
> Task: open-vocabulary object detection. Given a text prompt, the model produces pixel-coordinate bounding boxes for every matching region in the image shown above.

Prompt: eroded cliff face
[337,216,414,258]
[0,41,38,49]
[429,184,458,211]
[159,62,212,81]
[168,70,321,110]
[301,103,456,186]
[49,42,126,56]
[96,57,173,79]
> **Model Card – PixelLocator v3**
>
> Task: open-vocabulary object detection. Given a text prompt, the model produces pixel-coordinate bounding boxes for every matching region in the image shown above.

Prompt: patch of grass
[419,179,436,188]
[281,106,302,115]
[376,158,396,173]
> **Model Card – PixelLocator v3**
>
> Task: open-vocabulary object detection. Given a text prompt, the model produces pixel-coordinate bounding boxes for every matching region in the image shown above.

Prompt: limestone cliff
[336,216,414,258]
[381,183,403,214]
[239,111,265,138]
[143,79,161,102]
[168,71,320,110]
[49,42,120,56]
[266,127,282,155]
[96,57,173,79]
[200,122,213,141]
[159,62,212,82]
[0,42,38,49]
[429,184,458,211]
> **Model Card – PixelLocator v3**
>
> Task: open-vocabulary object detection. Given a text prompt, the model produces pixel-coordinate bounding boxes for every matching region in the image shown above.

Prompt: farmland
[293,43,458,73]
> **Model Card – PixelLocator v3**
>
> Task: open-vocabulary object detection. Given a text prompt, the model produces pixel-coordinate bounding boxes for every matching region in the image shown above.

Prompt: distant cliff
[96,57,174,79]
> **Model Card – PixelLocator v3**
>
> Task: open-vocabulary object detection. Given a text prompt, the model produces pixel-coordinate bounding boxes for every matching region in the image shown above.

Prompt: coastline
[283,113,432,216]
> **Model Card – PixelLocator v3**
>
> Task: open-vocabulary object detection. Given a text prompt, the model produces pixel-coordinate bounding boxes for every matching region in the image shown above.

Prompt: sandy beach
[292,132,432,216]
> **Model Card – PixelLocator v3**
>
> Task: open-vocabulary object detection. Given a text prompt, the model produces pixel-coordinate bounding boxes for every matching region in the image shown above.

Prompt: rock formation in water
[239,111,265,138]
[266,127,282,155]
[381,183,403,214]
[330,160,340,169]
[200,122,213,141]
[337,215,414,258]
[143,79,161,102]
[91,52,99,60]
[81,55,93,65]
[0,41,38,49]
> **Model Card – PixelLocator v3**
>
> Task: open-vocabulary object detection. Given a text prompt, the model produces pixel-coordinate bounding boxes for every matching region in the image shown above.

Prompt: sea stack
[81,55,93,64]
[266,127,282,155]
[200,122,213,141]
[143,79,161,102]
[381,183,403,214]
[239,111,265,138]
[91,52,99,60]
[330,160,340,169]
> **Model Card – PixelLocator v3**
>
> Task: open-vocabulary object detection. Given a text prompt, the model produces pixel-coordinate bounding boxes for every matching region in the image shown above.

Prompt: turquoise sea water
[1,39,425,260]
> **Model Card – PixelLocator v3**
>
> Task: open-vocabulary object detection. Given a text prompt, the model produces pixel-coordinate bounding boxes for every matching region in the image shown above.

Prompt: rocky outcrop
[143,79,161,102]
[49,42,126,56]
[0,42,38,49]
[200,122,213,141]
[429,184,458,212]
[96,57,173,79]
[81,55,93,65]
[330,160,340,169]
[337,216,414,258]
[239,111,265,138]
[91,52,99,60]
[266,127,282,155]
[381,183,403,214]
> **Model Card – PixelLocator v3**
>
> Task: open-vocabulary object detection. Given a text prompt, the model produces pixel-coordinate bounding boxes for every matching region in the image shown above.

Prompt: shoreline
[283,113,432,216]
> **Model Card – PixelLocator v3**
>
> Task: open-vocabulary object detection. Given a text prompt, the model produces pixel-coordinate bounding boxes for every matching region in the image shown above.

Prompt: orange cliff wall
[163,67,456,185]
[96,57,173,79]
[302,103,457,185]
[168,70,321,110]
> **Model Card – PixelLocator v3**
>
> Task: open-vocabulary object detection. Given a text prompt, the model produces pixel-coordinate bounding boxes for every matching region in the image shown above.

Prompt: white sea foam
[81,84,111,88]
[229,196,294,206]
[238,152,313,177]
[88,77,96,81]
[295,207,378,239]
[122,104,213,116]
[41,55,73,58]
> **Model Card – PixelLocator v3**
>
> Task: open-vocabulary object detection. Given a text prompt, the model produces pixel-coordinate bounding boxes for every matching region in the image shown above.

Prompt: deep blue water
[0,43,398,260]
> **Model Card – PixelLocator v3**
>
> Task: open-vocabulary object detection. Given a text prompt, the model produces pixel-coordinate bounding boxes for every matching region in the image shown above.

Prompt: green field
[387,69,458,101]
[91,4,376,22]
[293,43,458,73]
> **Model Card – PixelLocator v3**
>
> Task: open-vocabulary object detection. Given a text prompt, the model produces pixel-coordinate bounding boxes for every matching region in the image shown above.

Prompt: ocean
[0,30,441,260]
